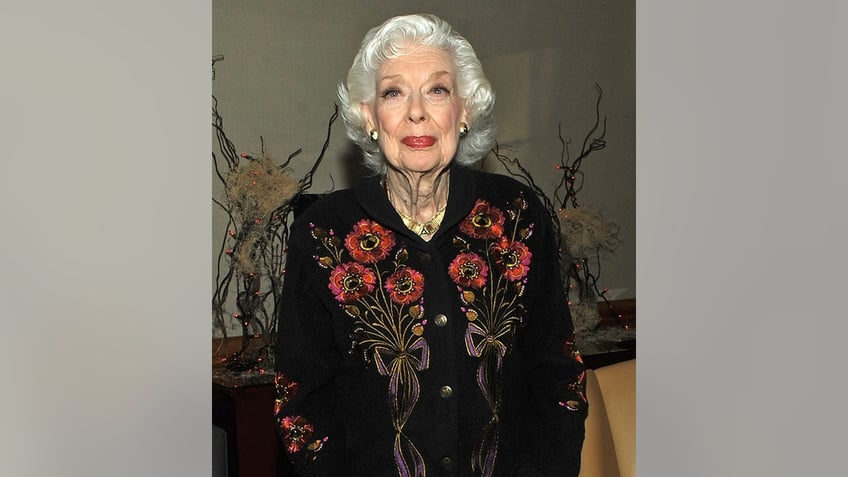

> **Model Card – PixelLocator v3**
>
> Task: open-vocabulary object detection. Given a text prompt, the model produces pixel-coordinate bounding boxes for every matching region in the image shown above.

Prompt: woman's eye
[381,89,401,99]
[431,86,450,95]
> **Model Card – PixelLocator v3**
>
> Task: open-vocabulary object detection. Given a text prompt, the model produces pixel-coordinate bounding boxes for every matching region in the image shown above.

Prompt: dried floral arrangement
[212,95,338,377]
[491,84,634,350]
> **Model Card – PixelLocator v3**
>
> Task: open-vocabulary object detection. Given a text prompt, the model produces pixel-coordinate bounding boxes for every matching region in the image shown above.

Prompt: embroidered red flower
[448,252,489,289]
[562,333,584,365]
[328,262,376,303]
[489,237,532,281]
[280,415,315,454]
[384,266,425,304]
[274,372,299,415]
[344,219,395,263]
[460,199,505,240]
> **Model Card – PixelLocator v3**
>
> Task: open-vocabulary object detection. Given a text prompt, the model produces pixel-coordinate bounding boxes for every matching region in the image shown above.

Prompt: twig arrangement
[491,84,631,339]
[212,95,339,371]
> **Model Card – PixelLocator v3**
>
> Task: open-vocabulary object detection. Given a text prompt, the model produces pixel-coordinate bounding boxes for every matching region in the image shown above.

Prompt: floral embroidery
[329,262,377,303]
[274,372,299,417]
[562,332,584,366]
[489,237,532,282]
[561,333,588,407]
[273,374,329,461]
[460,199,506,239]
[344,219,395,263]
[312,219,428,477]
[280,415,315,453]
[452,194,539,476]
[305,436,330,459]
[448,252,489,289]
[385,266,425,304]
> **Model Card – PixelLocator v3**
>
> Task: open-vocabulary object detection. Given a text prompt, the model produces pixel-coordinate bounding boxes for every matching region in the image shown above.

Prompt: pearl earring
[459,122,469,137]
[369,129,379,141]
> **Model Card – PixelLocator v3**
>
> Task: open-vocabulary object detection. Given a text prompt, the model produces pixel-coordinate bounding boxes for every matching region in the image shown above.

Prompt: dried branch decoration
[558,206,621,261]
[491,84,632,347]
[212,94,339,372]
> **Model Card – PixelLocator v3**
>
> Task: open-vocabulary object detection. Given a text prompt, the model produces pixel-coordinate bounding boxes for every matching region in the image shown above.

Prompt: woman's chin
[389,154,452,175]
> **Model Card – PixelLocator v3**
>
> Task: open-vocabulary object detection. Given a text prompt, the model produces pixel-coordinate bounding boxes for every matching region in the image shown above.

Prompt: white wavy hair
[337,13,496,175]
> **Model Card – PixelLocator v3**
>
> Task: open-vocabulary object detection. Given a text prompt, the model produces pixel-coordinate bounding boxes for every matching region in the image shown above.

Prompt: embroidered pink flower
[329,262,376,303]
[344,219,395,263]
[489,237,532,281]
[274,372,299,415]
[460,199,505,240]
[280,416,315,454]
[384,266,425,304]
[448,252,489,289]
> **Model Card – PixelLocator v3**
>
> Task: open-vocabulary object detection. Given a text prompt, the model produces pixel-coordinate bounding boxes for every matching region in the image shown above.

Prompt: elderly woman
[274,13,587,476]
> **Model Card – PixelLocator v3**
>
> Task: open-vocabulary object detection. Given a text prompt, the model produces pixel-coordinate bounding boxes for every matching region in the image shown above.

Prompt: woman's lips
[402,136,436,148]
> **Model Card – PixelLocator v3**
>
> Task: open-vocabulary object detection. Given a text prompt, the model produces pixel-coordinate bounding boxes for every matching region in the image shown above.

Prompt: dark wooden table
[213,376,299,477]
[581,338,636,369]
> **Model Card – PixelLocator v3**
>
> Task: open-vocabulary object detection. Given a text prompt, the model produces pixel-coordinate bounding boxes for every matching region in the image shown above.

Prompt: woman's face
[362,45,467,175]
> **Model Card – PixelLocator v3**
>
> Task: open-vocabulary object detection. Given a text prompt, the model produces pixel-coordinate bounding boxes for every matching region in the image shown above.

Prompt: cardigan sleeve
[273,225,345,476]
[512,201,589,476]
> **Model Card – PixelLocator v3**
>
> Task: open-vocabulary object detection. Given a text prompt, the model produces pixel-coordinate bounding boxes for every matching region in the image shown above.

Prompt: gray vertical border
[638,0,848,475]
[1,1,212,476]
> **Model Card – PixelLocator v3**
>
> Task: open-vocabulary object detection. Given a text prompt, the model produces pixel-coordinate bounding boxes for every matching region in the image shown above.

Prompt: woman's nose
[407,93,427,123]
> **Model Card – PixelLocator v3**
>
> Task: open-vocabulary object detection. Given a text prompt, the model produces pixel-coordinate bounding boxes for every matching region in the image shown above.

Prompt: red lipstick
[402,136,436,148]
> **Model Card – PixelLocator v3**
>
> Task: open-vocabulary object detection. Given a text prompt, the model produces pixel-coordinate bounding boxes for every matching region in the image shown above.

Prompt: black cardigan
[274,165,587,476]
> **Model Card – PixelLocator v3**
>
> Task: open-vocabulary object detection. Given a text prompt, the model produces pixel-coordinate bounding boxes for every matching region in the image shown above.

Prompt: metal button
[440,456,454,469]
[439,385,453,399]
[434,313,448,327]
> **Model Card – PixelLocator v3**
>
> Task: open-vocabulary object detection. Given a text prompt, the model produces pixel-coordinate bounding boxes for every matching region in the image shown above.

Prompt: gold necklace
[385,179,447,236]
[395,203,446,236]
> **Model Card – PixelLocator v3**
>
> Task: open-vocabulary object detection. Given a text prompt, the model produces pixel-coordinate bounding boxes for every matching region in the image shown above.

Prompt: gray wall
[212,1,635,333]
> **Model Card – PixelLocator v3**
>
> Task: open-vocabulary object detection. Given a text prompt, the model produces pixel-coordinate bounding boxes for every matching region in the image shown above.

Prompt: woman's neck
[384,167,450,236]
